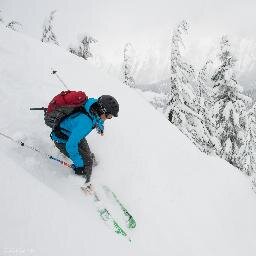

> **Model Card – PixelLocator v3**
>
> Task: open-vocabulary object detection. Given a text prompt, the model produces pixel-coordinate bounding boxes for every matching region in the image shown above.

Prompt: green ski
[102,185,136,229]
[81,185,131,242]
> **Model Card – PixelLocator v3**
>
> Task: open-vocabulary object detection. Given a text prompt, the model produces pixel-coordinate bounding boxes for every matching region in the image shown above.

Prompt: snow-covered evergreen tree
[211,36,250,167]
[166,20,195,126]
[196,61,216,136]
[151,93,170,111]
[122,43,135,87]
[197,60,213,105]
[240,104,256,175]
[0,11,22,31]
[189,60,218,154]
[69,35,97,60]
[245,88,256,103]
[6,21,22,31]
[0,10,3,23]
[165,20,214,153]
[41,10,59,45]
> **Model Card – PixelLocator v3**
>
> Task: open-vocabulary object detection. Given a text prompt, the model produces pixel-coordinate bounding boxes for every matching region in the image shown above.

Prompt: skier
[50,95,119,183]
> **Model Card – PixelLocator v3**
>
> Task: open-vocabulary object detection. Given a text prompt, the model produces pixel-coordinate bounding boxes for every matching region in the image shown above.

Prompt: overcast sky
[1,0,256,76]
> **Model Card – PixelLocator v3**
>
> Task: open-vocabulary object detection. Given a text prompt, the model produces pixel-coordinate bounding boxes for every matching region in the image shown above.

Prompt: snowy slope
[1,27,256,256]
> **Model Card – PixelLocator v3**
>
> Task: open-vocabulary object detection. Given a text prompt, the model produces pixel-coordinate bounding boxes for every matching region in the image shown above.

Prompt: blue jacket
[50,98,104,168]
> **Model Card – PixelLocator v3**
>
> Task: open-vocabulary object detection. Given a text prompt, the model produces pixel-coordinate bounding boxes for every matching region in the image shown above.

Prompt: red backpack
[44,90,88,129]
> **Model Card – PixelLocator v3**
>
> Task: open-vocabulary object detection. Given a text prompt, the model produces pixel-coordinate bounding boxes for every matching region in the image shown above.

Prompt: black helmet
[98,95,119,117]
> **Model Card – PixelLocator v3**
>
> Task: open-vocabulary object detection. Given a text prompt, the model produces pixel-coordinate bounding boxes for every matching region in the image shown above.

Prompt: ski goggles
[105,113,113,119]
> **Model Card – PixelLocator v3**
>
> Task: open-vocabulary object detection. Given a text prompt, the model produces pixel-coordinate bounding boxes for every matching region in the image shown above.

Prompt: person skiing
[50,95,119,183]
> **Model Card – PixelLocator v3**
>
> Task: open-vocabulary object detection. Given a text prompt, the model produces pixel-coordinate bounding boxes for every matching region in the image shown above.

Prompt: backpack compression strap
[53,107,95,140]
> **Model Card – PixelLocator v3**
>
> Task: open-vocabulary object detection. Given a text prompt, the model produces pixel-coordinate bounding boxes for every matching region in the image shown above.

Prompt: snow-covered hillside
[1,27,256,256]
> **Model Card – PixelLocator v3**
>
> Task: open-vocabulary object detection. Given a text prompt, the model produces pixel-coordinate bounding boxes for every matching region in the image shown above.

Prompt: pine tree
[151,93,169,111]
[122,43,135,87]
[245,88,256,103]
[6,21,22,31]
[166,21,199,138]
[240,104,256,175]
[41,10,59,45]
[0,10,3,23]
[197,60,213,106]
[211,36,250,167]
[69,35,97,60]
[197,61,218,140]
[166,21,195,125]
[0,10,22,31]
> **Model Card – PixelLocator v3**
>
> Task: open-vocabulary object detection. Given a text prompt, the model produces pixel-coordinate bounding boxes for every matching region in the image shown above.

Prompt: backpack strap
[53,107,95,140]
[77,106,93,123]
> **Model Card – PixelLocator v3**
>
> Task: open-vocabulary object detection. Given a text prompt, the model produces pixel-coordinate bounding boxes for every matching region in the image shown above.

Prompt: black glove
[72,166,86,175]
[72,165,92,182]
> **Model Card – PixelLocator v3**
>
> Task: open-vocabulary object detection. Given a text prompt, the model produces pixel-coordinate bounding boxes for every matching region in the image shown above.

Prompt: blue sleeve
[65,116,93,168]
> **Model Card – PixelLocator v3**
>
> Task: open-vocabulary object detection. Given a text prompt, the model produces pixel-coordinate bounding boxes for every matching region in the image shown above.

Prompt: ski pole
[51,70,69,90]
[0,131,72,168]
[30,107,47,114]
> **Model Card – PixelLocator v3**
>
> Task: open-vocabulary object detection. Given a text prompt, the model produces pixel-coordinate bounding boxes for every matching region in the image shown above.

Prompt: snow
[1,27,256,256]
[223,101,234,120]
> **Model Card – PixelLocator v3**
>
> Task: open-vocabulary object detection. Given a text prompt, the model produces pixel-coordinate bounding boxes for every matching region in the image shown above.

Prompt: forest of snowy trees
[41,10,97,60]
[130,21,256,175]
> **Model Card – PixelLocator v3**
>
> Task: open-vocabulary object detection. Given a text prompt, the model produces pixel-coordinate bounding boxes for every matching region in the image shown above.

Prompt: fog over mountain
[131,36,256,89]
[2,0,256,89]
